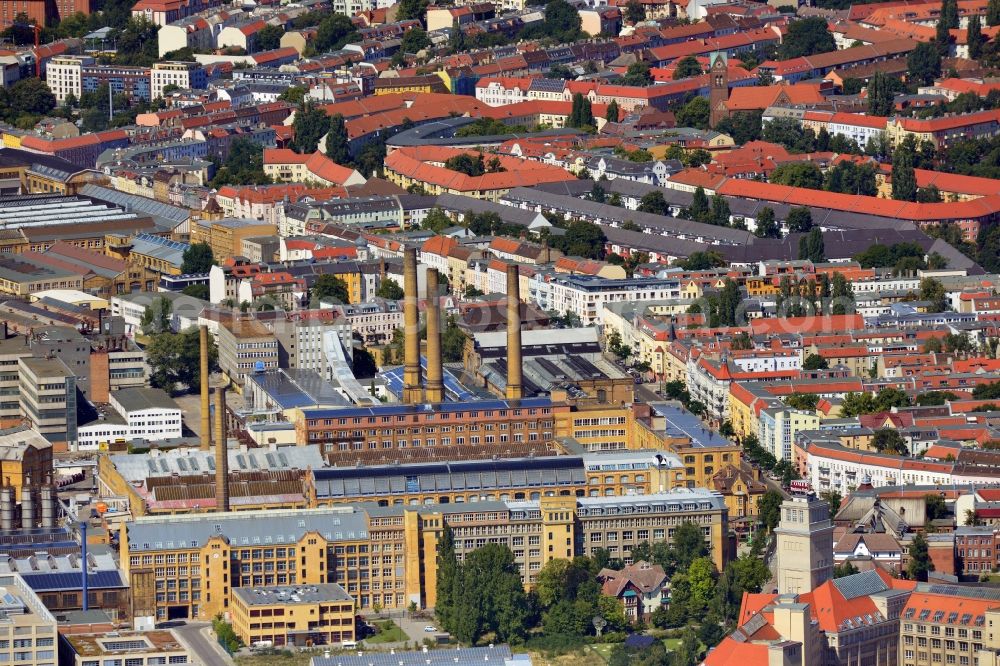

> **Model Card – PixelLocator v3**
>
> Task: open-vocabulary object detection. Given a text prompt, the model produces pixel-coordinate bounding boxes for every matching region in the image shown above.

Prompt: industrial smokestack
[402,247,423,404]
[424,268,444,404]
[506,265,523,401]
[80,522,89,612]
[0,488,13,531]
[214,388,230,512]
[199,325,211,451]
[41,486,54,529]
[20,485,33,530]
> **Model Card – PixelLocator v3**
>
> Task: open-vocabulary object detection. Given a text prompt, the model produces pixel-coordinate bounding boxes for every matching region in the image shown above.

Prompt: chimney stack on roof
[424,268,444,404]
[402,247,423,404]
[215,387,230,513]
[199,325,211,452]
[506,264,523,400]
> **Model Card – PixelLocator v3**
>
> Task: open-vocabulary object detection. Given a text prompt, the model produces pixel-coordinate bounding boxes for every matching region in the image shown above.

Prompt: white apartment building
[474,78,531,106]
[530,274,682,326]
[758,408,820,461]
[151,62,207,98]
[45,56,94,104]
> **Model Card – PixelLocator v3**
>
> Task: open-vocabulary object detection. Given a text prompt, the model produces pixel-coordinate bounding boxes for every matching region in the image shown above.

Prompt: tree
[396,0,429,21]
[989,0,1000,26]
[872,428,909,455]
[824,160,877,196]
[821,489,843,517]
[780,17,836,58]
[256,24,284,51]
[968,14,984,59]
[687,186,710,222]
[324,114,350,165]
[759,490,783,531]
[555,220,607,260]
[786,206,813,233]
[311,275,350,304]
[314,13,358,52]
[687,557,718,614]
[567,93,594,128]
[715,110,763,145]
[673,55,703,80]
[620,61,653,86]
[798,228,826,263]
[833,561,860,578]
[447,19,467,54]
[146,328,217,393]
[786,392,820,411]
[754,207,780,238]
[671,522,709,573]
[451,543,528,643]
[210,137,271,188]
[141,297,173,335]
[676,96,710,130]
[537,0,584,42]
[441,315,467,362]
[376,278,404,300]
[638,191,669,215]
[624,0,645,22]
[892,147,917,201]
[435,524,458,631]
[292,103,331,154]
[181,242,215,274]
[770,162,824,189]
[867,71,896,116]
[802,353,829,370]
[679,250,726,270]
[920,277,949,313]
[3,77,56,122]
[907,532,934,581]
[908,41,942,86]
[400,27,430,53]
[925,493,948,520]
[181,284,209,300]
[709,195,731,227]
[606,99,620,122]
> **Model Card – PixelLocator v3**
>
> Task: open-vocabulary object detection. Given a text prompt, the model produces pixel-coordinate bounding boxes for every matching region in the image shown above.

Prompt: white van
[341,640,358,649]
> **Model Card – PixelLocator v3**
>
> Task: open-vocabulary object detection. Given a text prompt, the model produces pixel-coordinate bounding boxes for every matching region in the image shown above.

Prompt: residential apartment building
[217,317,279,388]
[759,407,821,462]
[120,489,728,622]
[531,275,682,327]
[45,55,93,104]
[151,61,207,99]
[901,588,994,666]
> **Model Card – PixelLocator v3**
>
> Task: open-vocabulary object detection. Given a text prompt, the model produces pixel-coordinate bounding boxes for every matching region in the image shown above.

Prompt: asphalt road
[173,622,234,666]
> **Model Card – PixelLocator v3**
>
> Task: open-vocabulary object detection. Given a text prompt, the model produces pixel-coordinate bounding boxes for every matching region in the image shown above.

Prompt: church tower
[775,493,834,594]
[708,51,729,128]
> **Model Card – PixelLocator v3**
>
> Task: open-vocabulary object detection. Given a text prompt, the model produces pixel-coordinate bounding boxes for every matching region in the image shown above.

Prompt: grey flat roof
[233,583,351,606]
[112,387,179,413]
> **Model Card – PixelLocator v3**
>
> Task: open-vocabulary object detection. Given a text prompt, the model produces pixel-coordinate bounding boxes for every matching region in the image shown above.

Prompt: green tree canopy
[311,274,350,304]
[292,103,331,154]
[780,17,836,58]
[673,55,703,79]
[147,327,218,393]
[181,242,215,274]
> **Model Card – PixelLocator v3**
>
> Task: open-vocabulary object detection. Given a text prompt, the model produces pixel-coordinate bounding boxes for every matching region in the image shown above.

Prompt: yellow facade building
[230,584,355,648]
[121,490,729,622]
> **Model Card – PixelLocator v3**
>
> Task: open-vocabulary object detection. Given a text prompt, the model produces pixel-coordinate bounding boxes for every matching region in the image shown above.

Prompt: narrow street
[173,622,235,666]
